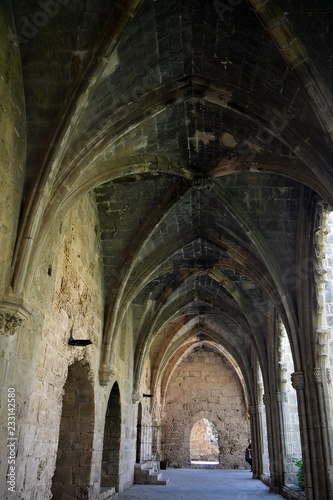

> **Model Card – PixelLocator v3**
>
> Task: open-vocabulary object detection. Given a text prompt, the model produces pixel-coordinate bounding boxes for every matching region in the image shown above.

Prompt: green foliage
[211,422,218,438]
[291,457,304,489]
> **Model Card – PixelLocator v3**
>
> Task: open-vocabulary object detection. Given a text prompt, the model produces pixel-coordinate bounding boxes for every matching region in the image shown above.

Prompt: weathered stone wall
[1,194,107,499]
[161,346,249,468]
[0,3,25,293]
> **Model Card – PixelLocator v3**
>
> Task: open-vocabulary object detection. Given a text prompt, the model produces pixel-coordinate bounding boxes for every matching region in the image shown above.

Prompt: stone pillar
[290,197,333,499]
[277,387,300,484]
[277,336,289,466]
[276,391,285,456]
[291,371,313,496]
[262,393,284,491]
[249,403,264,478]
[312,361,333,498]
[312,204,333,499]
[290,369,333,499]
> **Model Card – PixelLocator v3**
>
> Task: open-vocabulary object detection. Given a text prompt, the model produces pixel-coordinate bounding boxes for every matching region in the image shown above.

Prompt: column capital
[326,368,332,384]
[0,295,30,336]
[262,393,271,406]
[291,371,305,390]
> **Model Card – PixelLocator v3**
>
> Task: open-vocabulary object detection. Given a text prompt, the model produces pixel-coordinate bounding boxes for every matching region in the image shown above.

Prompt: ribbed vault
[10,0,333,407]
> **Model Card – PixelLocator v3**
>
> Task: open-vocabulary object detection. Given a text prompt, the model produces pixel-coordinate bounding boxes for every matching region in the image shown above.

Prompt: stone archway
[162,346,249,468]
[181,410,224,467]
[190,418,219,463]
[51,360,95,499]
[101,382,121,490]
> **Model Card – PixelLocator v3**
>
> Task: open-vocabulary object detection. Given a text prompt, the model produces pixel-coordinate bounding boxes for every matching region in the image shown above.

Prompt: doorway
[51,361,95,499]
[190,418,219,465]
[101,382,121,490]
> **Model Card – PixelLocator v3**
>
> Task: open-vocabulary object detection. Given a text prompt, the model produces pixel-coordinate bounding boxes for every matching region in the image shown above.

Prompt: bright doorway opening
[190,418,219,465]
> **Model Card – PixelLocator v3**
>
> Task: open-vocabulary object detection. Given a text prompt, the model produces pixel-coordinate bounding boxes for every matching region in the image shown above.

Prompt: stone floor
[116,468,285,499]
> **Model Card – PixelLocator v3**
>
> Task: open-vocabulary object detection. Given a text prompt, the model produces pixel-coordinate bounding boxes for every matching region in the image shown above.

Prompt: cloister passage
[2,1,333,499]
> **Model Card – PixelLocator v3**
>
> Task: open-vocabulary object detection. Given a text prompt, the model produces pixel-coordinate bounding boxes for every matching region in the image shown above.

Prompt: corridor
[115,469,286,499]
[2,1,333,498]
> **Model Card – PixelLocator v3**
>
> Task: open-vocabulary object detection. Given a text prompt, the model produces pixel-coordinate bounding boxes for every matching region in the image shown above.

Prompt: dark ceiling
[11,0,333,388]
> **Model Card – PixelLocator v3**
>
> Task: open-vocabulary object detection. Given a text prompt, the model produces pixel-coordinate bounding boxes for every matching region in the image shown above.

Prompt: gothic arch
[101,381,122,491]
[51,360,95,499]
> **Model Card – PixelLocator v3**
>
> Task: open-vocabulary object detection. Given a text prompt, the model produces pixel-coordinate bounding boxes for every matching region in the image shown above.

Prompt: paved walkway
[116,468,285,499]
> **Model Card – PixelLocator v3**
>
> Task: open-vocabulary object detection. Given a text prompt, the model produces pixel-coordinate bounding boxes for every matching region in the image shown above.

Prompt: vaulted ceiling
[12,0,333,390]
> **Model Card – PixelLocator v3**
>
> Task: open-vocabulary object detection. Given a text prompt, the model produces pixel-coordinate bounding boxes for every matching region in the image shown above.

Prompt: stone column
[277,332,292,460]
[290,199,333,499]
[274,323,296,488]
[276,391,285,455]
[291,371,313,496]
[290,369,333,499]
[249,403,265,478]
[313,361,333,498]
[312,204,333,498]
[262,393,284,491]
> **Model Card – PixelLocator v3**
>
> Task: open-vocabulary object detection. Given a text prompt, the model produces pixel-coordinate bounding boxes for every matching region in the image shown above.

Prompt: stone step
[134,462,152,471]
[149,472,169,486]
[99,486,116,499]
[134,462,169,485]
[149,472,162,483]
[158,479,169,486]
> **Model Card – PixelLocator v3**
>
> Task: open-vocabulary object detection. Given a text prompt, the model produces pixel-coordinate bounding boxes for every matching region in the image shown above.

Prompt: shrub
[291,457,304,489]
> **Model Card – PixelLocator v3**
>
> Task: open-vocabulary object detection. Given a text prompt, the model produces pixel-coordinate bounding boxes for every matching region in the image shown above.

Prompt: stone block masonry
[161,345,249,468]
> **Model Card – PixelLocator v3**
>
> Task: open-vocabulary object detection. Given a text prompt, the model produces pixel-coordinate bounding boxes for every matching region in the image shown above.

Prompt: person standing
[245,438,252,471]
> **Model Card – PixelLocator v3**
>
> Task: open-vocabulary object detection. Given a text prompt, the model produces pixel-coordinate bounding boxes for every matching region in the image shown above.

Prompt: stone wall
[161,345,249,468]
[0,195,135,500]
